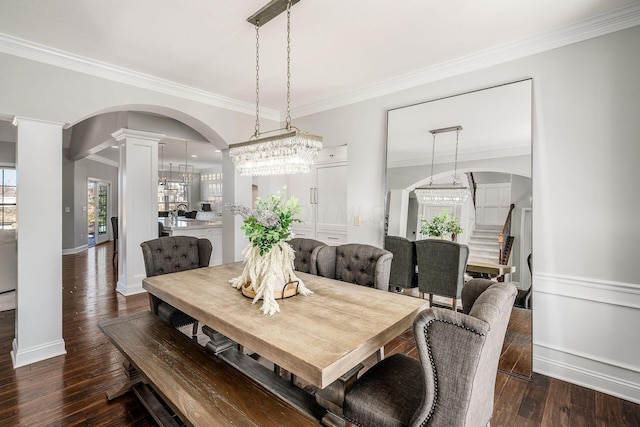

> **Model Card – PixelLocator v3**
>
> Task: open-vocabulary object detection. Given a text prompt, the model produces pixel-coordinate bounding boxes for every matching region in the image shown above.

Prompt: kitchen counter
[158,218,222,266]
[159,217,222,232]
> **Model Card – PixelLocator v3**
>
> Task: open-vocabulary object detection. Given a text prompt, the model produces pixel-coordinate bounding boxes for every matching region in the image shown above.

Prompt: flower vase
[229,240,312,316]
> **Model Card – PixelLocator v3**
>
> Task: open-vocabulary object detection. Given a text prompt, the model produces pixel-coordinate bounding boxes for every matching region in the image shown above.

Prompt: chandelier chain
[285,0,292,129]
[254,20,260,137]
[230,0,323,176]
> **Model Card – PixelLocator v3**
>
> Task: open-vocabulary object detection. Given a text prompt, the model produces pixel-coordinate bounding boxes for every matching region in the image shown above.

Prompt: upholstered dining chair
[140,236,212,338]
[384,235,418,292]
[110,216,118,263]
[158,222,169,237]
[287,237,327,274]
[316,243,393,292]
[342,279,517,427]
[415,239,469,311]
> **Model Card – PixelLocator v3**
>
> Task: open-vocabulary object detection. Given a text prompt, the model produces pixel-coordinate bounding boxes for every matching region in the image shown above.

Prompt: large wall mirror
[385,79,532,378]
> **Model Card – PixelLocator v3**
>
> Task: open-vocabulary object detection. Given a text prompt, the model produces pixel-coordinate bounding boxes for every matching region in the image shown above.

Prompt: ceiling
[1,0,637,113]
[387,80,531,169]
[1,1,637,169]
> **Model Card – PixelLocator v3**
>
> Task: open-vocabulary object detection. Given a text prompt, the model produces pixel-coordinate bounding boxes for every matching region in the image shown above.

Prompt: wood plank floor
[0,243,638,426]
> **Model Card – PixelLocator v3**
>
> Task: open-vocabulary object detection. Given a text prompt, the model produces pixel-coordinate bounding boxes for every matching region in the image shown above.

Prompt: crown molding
[0,33,281,122]
[85,154,119,168]
[0,3,639,120]
[294,2,640,117]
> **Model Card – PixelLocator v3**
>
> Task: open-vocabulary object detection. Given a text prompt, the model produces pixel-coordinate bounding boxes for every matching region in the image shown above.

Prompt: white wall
[294,26,640,403]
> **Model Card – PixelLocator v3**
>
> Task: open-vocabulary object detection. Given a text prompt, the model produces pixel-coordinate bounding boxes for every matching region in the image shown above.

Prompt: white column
[113,129,164,295]
[11,117,65,368]
[221,149,251,263]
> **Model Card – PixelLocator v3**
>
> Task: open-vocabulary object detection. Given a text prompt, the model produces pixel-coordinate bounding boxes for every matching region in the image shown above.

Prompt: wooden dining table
[142,262,428,424]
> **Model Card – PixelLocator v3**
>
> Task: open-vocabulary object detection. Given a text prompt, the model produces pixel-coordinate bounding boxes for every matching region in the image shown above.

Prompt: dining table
[142,261,428,424]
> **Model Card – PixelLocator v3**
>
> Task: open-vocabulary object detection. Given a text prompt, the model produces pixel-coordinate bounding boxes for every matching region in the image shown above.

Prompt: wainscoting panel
[532,272,640,403]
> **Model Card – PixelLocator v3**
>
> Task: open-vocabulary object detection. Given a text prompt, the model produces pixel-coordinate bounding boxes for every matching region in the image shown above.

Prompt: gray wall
[0,141,15,164]
[62,157,118,251]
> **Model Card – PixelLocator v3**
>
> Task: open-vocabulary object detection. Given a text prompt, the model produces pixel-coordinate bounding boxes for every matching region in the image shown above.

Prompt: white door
[315,164,347,228]
[88,180,111,246]
[287,170,315,237]
[475,183,511,225]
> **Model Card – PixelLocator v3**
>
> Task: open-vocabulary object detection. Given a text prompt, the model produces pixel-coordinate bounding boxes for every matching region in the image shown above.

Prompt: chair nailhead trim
[342,414,363,427]
[419,319,485,426]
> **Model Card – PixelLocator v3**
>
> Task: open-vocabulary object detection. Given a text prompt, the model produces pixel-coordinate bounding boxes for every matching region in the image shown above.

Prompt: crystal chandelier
[229,0,322,176]
[415,126,470,205]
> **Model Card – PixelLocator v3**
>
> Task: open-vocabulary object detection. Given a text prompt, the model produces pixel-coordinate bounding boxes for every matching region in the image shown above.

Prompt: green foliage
[230,187,301,256]
[419,209,463,237]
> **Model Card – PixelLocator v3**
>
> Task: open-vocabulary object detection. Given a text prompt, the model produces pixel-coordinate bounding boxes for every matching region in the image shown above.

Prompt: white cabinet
[288,146,347,245]
[200,167,223,212]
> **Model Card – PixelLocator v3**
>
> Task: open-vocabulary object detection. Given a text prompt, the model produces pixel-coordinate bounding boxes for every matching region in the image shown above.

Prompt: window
[0,168,16,229]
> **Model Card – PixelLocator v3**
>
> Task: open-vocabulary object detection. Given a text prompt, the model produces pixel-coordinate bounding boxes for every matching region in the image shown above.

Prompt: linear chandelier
[415,126,470,205]
[229,0,322,176]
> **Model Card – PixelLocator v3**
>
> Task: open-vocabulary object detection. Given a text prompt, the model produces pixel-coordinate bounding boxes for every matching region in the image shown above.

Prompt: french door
[88,180,110,246]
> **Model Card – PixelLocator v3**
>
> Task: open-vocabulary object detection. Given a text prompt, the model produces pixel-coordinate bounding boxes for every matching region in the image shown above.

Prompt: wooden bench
[99,311,319,427]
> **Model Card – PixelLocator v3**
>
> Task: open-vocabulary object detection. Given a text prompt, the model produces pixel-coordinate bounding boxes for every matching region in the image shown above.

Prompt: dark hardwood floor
[0,243,638,426]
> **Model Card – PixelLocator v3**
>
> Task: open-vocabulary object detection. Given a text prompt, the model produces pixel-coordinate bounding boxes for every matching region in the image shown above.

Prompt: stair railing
[468,172,477,208]
[498,203,515,264]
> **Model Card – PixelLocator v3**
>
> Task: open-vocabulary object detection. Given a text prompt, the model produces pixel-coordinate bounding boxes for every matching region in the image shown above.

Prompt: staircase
[467,224,502,264]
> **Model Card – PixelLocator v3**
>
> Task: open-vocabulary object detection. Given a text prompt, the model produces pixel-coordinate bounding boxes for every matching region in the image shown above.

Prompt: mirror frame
[384,79,533,379]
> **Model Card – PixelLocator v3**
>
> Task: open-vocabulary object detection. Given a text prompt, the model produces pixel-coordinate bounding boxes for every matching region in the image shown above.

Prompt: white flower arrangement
[228,187,312,315]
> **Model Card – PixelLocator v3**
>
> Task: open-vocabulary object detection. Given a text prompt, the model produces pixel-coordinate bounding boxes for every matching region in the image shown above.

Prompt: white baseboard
[116,279,146,296]
[11,337,66,368]
[62,244,88,255]
[534,342,640,404]
[532,272,640,404]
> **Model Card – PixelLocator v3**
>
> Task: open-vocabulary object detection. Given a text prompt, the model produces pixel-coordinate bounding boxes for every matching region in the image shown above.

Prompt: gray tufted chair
[384,235,418,291]
[288,238,327,274]
[415,239,469,311]
[316,243,393,291]
[140,236,212,337]
[343,279,517,427]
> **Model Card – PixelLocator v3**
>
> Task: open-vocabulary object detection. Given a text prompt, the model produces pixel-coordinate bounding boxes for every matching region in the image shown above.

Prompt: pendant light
[158,142,167,186]
[179,140,194,185]
[415,126,470,205]
[229,0,322,176]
